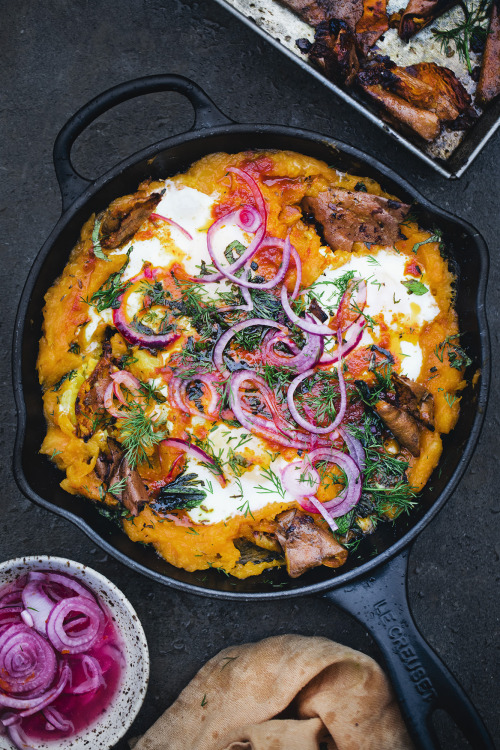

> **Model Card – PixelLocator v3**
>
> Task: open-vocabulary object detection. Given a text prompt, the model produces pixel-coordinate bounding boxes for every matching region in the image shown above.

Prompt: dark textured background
[1,1,498,748]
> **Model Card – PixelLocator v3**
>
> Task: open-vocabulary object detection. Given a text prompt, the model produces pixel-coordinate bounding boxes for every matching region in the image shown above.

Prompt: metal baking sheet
[213,0,500,178]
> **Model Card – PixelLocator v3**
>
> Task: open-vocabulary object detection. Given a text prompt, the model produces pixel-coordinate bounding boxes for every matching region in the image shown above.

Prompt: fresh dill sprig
[89,249,132,311]
[303,370,341,423]
[173,277,225,339]
[255,466,286,499]
[108,477,128,497]
[261,363,295,394]
[434,333,471,370]
[249,289,282,320]
[118,403,168,468]
[432,0,492,74]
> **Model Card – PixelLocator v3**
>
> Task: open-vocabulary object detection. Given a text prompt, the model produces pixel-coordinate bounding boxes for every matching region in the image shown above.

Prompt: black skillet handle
[323,548,494,750]
[53,74,233,211]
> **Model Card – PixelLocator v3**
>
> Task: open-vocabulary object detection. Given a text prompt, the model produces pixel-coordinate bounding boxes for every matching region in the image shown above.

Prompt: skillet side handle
[53,74,233,211]
[323,549,494,750]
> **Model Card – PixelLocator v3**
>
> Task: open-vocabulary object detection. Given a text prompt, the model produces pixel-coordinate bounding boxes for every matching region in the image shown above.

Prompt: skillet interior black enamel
[12,75,492,749]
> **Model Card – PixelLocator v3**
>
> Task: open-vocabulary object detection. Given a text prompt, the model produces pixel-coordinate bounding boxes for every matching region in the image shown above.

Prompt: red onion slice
[65,654,106,695]
[43,706,74,733]
[290,246,302,300]
[336,277,367,331]
[104,380,126,419]
[213,318,287,374]
[207,224,291,289]
[168,374,222,420]
[113,303,180,351]
[307,447,362,518]
[319,318,365,365]
[46,597,104,655]
[161,438,226,487]
[5,718,37,750]
[179,375,220,419]
[287,353,346,435]
[229,370,331,450]
[262,320,322,372]
[112,266,180,351]
[228,167,267,219]
[198,164,268,284]
[303,495,339,533]
[111,370,142,404]
[339,427,366,473]
[150,212,193,241]
[0,584,24,609]
[282,461,320,497]
[18,665,71,719]
[0,624,56,695]
[281,285,335,336]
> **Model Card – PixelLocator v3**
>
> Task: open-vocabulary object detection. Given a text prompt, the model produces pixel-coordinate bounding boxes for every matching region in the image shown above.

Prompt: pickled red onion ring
[0,623,56,695]
[46,596,104,655]
[149,212,193,241]
[213,318,287,375]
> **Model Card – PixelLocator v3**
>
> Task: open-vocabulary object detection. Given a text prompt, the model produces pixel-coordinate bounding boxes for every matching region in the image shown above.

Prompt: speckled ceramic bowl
[0,556,149,750]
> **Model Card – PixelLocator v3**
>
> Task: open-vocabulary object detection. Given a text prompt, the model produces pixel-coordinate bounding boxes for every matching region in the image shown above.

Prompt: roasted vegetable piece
[275,508,348,577]
[398,0,459,40]
[97,438,149,516]
[374,399,421,456]
[100,191,162,250]
[361,84,441,140]
[75,342,115,440]
[302,186,410,251]
[405,62,471,118]
[279,0,364,29]
[307,19,360,85]
[392,372,435,430]
[477,0,500,106]
[356,0,389,55]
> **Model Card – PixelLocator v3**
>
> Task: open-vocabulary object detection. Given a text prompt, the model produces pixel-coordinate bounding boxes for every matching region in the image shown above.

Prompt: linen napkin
[134,634,413,750]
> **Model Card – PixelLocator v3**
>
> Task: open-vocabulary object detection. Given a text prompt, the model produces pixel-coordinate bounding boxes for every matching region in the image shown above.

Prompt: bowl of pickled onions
[0,557,149,749]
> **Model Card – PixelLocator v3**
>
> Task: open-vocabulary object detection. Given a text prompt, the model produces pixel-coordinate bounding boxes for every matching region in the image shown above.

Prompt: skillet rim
[12,122,491,600]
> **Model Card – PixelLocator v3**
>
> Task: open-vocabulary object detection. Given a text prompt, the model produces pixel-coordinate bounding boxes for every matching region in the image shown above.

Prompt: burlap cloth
[134,634,413,750]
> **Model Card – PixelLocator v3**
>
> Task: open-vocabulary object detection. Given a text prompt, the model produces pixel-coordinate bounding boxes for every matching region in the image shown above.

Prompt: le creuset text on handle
[325,549,494,750]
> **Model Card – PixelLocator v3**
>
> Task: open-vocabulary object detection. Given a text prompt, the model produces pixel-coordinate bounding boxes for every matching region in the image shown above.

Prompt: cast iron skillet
[13,75,492,749]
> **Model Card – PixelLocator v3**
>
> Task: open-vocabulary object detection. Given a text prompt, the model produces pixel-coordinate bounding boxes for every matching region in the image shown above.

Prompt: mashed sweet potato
[38,150,465,578]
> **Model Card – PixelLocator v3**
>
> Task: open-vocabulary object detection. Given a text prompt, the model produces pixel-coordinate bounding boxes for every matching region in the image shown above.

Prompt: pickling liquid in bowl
[0,573,125,747]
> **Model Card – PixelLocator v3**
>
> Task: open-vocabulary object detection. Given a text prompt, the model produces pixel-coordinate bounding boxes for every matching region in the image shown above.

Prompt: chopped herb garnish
[444,392,459,408]
[255,467,286,499]
[432,0,492,74]
[91,216,109,262]
[401,279,428,296]
[52,369,77,392]
[220,655,238,670]
[107,477,128,497]
[118,404,168,468]
[89,248,132,312]
[434,334,472,370]
[411,231,442,255]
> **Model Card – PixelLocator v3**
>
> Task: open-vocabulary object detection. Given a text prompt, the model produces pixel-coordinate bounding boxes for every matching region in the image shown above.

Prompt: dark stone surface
[0,1,498,748]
